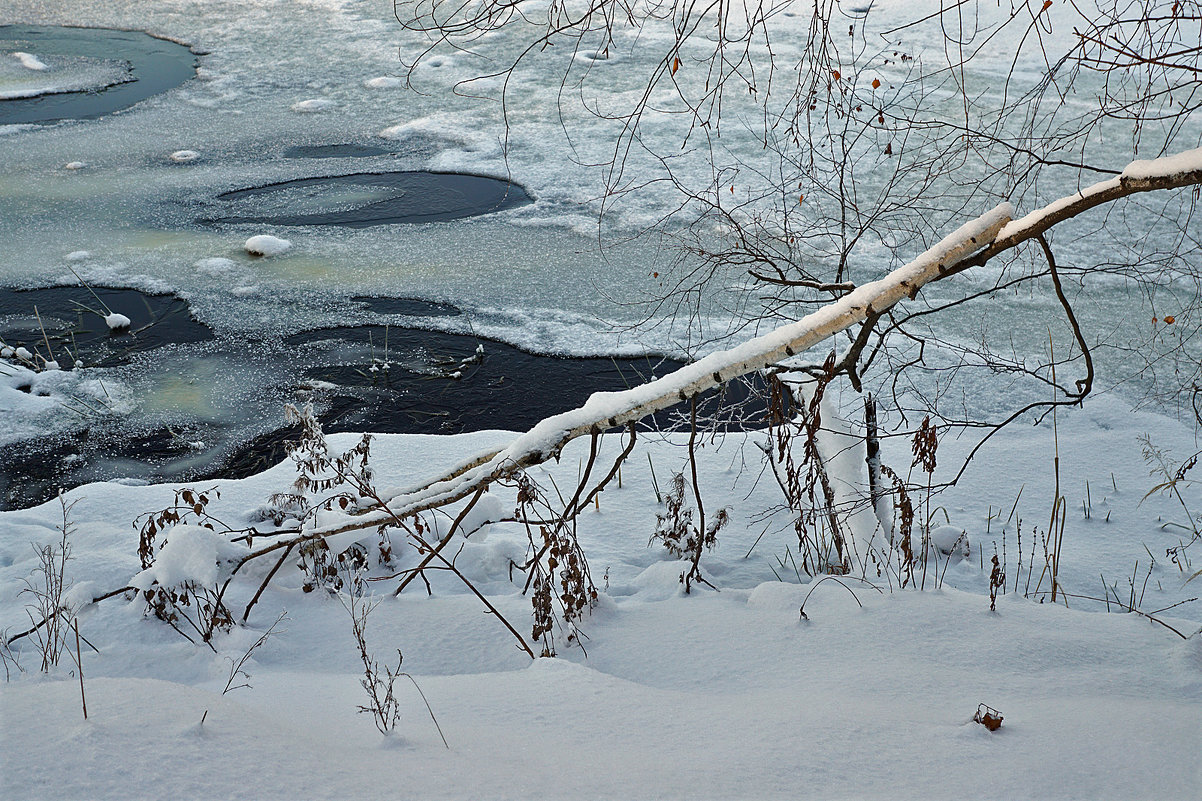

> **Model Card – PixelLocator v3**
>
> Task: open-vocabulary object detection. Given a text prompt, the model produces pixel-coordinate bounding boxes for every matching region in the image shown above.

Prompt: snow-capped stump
[244,234,291,257]
[104,312,131,331]
[169,149,199,163]
[65,250,91,261]
[291,98,333,113]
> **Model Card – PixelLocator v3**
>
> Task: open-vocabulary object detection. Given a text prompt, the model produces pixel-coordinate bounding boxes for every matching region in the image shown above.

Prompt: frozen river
[1,0,1199,507]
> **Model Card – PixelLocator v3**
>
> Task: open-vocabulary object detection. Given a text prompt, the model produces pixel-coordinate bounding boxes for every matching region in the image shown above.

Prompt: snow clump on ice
[169,150,199,163]
[65,250,91,261]
[365,76,402,88]
[64,161,86,170]
[291,98,333,112]
[104,312,131,330]
[13,52,49,71]
[244,234,291,257]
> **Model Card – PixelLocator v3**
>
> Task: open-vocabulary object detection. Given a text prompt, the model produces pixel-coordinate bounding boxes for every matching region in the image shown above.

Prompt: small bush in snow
[650,471,727,593]
[132,487,245,644]
[19,493,78,672]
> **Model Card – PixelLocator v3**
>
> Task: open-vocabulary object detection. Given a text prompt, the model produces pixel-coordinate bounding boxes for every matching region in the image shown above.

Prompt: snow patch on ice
[244,235,291,257]
[63,161,86,170]
[291,98,333,113]
[169,150,199,163]
[365,76,403,88]
[194,256,238,275]
[13,52,49,71]
[65,250,91,262]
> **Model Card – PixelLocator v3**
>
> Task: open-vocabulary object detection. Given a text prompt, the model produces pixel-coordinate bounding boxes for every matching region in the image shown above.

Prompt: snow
[12,51,48,70]
[168,149,199,163]
[243,234,292,257]
[365,75,403,88]
[0,1,1200,794]
[1122,146,1202,181]
[290,98,333,112]
[128,524,245,590]
[103,311,131,330]
[64,249,91,261]
[1,401,1200,799]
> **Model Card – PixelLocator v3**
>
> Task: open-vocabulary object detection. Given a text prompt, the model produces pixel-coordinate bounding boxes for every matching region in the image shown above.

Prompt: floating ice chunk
[64,161,86,170]
[104,312,131,331]
[291,98,333,112]
[194,256,237,275]
[13,52,49,71]
[244,234,291,257]
[65,250,91,261]
[169,150,199,163]
[365,76,402,88]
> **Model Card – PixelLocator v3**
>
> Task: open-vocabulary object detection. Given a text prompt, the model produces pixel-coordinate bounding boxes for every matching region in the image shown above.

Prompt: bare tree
[392,0,1201,449]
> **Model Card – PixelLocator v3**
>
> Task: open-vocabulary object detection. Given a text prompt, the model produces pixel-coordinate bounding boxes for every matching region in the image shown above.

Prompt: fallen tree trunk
[227,149,1202,568]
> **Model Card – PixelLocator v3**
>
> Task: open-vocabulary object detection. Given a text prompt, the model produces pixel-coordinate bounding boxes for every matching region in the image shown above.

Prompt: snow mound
[13,52,48,71]
[930,525,970,557]
[291,98,333,113]
[63,161,86,170]
[104,312,131,330]
[169,150,199,163]
[244,234,291,257]
[365,76,402,88]
[65,250,91,261]
[129,524,246,590]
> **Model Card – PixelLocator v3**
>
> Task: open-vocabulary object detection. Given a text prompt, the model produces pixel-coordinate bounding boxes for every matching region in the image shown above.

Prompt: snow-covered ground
[2,1,1201,796]
[2,390,1200,799]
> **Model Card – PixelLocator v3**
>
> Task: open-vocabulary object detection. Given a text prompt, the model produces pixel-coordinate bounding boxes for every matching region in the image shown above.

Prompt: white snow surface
[2,395,1201,799]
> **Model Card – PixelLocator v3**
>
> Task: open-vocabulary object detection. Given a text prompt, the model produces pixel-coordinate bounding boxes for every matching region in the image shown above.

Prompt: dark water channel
[0,25,197,124]
[212,171,533,227]
[1,287,762,509]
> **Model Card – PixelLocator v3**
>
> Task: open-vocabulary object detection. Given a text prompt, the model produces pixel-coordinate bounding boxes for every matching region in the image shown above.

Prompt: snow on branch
[231,147,1202,567]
